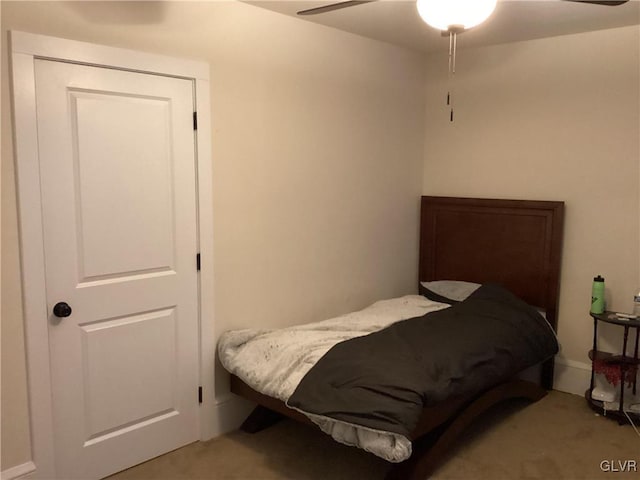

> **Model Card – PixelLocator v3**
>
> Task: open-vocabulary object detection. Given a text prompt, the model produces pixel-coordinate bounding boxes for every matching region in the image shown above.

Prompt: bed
[218,195,564,479]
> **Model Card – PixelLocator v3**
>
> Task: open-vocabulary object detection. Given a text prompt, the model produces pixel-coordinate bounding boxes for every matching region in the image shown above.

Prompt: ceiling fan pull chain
[448,30,454,79]
[447,30,453,106]
[447,32,453,105]
[447,30,457,122]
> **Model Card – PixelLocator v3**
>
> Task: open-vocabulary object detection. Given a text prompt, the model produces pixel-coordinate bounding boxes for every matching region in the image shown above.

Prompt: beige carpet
[109,391,639,480]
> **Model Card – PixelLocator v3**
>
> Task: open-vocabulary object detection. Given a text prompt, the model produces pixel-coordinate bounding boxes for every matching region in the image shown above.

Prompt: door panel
[71,89,176,280]
[34,59,199,479]
[81,308,177,439]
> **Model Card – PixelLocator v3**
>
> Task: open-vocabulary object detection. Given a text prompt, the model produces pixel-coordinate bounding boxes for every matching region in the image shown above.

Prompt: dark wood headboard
[419,196,564,387]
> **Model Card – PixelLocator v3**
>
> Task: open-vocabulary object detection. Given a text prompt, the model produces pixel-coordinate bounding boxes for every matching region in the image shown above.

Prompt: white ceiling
[248,0,640,54]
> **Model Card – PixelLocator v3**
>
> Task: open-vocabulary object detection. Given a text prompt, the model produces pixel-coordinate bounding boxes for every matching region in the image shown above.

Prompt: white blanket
[218,295,449,462]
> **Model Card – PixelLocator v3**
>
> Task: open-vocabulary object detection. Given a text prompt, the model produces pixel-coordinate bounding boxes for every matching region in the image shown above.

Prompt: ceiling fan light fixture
[416,0,498,32]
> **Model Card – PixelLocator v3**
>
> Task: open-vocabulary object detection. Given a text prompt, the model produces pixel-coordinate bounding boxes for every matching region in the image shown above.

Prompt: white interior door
[34,58,200,479]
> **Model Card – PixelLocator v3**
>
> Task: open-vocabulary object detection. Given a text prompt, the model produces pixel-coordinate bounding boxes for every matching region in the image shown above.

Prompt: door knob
[53,302,72,318]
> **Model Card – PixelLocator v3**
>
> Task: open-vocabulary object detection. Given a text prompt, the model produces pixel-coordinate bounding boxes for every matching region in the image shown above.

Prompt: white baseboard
[1,461,36,480]
[553,358,592,396]
[214,393,255,434]
[200,393,254,441]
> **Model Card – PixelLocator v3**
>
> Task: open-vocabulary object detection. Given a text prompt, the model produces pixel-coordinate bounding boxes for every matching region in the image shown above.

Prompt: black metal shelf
[588,349,640,367]
[587,311,640,425]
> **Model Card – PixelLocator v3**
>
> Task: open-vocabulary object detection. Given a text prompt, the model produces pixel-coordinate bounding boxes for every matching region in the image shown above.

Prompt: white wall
[1,1,427,471]
[422,25,640,392]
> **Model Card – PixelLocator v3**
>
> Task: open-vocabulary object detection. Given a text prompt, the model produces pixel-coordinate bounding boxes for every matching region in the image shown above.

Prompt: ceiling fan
[296,0,630,123]
[297,0,630,123]
[297,1,630,18]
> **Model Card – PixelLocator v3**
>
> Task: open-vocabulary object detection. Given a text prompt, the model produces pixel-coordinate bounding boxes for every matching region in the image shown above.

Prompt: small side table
[585,311,640,424]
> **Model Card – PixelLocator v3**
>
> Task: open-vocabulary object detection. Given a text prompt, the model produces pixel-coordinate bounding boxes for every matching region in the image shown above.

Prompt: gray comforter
[287,284,558,438]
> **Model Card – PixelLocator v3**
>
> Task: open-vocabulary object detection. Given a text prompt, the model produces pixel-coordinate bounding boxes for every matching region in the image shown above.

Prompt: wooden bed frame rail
[230,375,547,479]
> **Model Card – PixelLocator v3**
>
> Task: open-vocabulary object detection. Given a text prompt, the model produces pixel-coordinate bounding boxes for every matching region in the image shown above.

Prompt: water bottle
[634,288,640,317]
[591,275,605,314]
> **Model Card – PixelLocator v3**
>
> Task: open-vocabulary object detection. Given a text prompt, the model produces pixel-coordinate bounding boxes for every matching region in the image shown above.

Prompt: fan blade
[297,0,629,17]
[564,0,628,5]
[297,1,376,16]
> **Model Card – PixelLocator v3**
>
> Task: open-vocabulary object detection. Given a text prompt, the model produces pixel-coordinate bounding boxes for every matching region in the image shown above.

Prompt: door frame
[9,31,215,479]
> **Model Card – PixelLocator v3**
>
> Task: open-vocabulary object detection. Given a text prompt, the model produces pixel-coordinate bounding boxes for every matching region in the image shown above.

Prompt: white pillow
[420,280,481,302]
